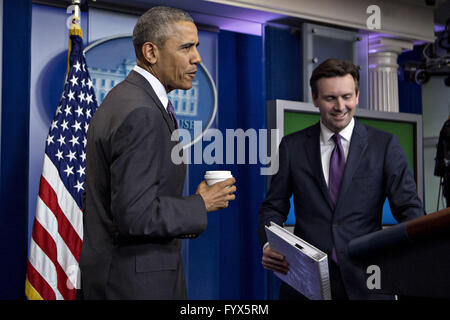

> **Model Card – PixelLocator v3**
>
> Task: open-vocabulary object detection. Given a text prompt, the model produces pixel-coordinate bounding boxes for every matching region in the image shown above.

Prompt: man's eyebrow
[323,92,353,98]
[179,42,200,49]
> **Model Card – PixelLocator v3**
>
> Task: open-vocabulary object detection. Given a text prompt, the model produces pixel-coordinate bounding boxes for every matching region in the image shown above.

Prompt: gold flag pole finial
[67,0,83,74]
[71,0,81,25]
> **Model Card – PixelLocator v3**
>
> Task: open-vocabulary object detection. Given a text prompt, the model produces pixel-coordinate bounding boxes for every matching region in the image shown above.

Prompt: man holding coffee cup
[79,7,236,300]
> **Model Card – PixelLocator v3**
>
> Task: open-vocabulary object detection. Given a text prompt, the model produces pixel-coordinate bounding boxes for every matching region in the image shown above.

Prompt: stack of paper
[265,222,331,300]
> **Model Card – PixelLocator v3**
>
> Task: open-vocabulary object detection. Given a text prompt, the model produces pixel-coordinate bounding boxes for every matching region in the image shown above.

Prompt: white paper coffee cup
[204,170,233,186]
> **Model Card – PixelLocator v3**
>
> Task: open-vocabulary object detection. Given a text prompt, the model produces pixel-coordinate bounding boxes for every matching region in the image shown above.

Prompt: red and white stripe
[26,154,83,300]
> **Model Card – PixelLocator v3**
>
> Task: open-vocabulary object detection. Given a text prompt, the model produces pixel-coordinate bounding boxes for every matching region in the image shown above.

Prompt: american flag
[25,24,98,300]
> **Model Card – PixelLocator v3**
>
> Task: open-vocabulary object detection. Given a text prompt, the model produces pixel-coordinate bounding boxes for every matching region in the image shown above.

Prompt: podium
[348,208,450,299]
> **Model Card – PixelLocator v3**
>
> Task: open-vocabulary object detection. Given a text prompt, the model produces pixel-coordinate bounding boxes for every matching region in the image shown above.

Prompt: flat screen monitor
[267,100,423,226]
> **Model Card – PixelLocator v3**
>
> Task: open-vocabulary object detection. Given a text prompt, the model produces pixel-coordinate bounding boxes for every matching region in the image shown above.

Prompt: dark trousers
[279,260,349,300]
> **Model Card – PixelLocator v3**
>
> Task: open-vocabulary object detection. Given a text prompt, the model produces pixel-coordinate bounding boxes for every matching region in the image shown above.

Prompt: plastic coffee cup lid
[204,170,232,178]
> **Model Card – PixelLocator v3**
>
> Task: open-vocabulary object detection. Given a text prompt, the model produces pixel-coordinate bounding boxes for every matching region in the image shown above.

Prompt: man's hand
[262,244,289,275]
[196,178,236,212]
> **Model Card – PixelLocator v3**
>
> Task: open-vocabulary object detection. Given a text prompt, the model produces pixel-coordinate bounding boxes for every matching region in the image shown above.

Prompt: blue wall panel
[186,30,266,299]
[262,23,305,300]
[219,31,266,299]
[398,46,423,115]
[0,0,32,300]
[264,25,302,101]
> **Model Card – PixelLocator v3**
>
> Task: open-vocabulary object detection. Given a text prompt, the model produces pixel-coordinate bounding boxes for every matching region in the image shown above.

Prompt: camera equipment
[402,17,450,86]
[435,116,450,208]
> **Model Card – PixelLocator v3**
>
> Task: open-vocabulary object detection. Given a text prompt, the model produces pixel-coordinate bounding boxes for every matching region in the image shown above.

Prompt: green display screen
[283,111,416,225]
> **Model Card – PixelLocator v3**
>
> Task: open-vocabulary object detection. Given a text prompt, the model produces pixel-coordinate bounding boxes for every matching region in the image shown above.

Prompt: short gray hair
[132,6,194,62]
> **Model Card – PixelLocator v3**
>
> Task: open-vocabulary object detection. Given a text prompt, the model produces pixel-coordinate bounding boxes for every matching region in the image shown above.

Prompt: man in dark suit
[79,6,236,300]
[258,58,424,300]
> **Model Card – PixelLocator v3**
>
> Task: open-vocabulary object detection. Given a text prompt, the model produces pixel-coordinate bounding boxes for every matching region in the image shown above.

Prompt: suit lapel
[305,123,334,210]
[335,120,368,208]
[125,70,176,133]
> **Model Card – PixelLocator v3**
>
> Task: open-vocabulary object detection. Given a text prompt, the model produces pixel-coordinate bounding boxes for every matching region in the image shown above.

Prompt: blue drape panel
[0,0,32,300]
[186,30,266,299]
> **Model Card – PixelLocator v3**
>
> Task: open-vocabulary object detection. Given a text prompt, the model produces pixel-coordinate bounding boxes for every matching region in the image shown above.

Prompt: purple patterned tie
[166,100,178,129]
[329,134,345,264]
[329,134,345,205]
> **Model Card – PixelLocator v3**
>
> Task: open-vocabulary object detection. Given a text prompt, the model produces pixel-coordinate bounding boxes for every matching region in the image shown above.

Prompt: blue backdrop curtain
[262,23,303,299]
[398,45,423,115]
[186,30,266,299]
[0,0,32,300]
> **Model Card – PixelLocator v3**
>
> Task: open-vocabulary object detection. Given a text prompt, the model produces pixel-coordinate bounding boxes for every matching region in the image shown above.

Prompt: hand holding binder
[265,222,331,300]
[262,244,290,275]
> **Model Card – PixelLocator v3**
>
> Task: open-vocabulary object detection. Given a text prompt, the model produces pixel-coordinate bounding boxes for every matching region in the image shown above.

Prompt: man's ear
[312,92,319,108]
[141,42,158,65]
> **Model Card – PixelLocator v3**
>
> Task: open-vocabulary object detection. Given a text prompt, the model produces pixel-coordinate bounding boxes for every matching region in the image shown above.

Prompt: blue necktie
[166,100,178,129]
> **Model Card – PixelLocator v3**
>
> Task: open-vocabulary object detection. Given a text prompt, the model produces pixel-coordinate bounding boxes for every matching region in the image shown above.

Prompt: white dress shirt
[320,117,355,187]
[133,65,169,111]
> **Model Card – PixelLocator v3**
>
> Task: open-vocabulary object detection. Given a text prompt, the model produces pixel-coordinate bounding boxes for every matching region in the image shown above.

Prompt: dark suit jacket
[79,71,207,300]
[258,120,424,299]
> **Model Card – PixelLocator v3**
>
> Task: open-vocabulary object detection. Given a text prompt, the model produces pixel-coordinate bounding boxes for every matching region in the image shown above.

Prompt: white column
[368,37,413,112]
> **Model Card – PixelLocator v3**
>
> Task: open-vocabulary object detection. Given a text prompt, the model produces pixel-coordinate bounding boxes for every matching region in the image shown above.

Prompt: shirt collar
[320,117,355,144]
[133,65,168,110]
